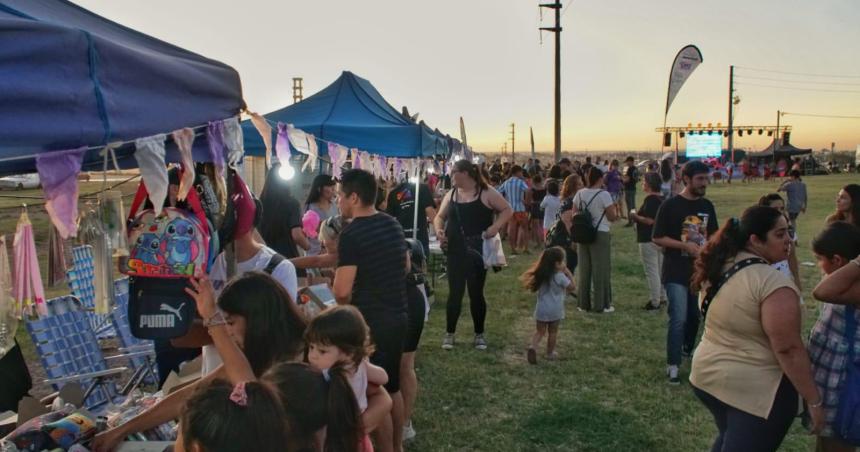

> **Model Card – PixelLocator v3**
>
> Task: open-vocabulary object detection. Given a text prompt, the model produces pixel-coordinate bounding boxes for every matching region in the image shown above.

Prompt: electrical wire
[734,81,860,94]
[781,112,860,120]
[734,75,860,87]
[735,66,860,79]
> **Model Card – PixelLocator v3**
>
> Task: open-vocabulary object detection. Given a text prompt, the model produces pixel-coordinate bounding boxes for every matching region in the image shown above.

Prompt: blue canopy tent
[242,71,446,159]
[0,0,245,176]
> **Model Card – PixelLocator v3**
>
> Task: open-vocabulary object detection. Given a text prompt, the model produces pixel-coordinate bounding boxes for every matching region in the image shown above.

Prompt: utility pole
[510,123,516,163]
[292,78,304,104]
[775,110,781,147]
[540,0,562,163]
[728,66,734,162]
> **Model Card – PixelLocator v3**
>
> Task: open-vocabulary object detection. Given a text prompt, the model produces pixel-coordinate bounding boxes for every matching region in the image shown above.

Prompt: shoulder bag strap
[700,257,768,320]
[264,253,286,275]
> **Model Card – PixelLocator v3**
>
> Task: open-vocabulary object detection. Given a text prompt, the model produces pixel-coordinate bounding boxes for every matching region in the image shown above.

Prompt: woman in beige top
[690,205,824,451]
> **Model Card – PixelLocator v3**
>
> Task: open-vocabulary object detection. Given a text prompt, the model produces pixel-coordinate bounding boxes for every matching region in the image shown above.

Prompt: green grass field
[406,174,856,452]
[10,174,854,451]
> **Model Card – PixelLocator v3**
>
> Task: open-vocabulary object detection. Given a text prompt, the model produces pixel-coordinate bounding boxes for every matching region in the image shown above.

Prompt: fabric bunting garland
[327,143,348,179]
[222,116,244,168]
[275,123,291,164]
[134,134,169,214]
[207,120,227,174]
[13,211,47,318]
[249,113,273,168]
[171,128,196,201]
[287,124,310,154]
[302,134,319,172]
[35,147,87,239]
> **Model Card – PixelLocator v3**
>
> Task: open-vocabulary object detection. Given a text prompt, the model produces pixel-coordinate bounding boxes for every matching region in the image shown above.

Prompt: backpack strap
[264,253,286,275]
[700,257,768,320]
[580,190,607,230]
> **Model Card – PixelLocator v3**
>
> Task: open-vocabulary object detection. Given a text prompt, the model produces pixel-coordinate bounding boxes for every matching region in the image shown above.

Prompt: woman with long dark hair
[93,272,308,452]
[827,184,860,228]
[690,206,823,451]
[305,174,339,256]
[259,163,310,259]
[434,160,512,350]
[659,158,674,198]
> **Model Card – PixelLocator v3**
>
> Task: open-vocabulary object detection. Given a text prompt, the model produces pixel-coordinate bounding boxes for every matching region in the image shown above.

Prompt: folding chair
[110,278,159,387]
[25,296,152,410]
[67,245,115,338]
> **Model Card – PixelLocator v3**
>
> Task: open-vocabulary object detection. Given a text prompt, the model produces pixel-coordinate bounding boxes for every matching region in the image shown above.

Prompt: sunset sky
[76,0,860,154]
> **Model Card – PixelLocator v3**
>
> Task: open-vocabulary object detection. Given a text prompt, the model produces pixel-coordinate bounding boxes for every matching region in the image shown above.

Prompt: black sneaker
[642,301,661,311]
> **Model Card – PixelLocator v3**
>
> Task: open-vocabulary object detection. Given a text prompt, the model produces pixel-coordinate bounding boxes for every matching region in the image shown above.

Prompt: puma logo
[159,303,185,322]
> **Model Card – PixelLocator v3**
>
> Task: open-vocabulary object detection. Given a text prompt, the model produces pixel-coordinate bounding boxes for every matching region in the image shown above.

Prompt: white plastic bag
[482,234,507,269]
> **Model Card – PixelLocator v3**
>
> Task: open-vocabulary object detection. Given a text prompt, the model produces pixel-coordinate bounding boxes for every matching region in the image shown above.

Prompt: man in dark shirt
[630,172,666,312]
[334,169,408,449]
[386,180,437,256]
[652,160,718,385]
[622,156,639,227]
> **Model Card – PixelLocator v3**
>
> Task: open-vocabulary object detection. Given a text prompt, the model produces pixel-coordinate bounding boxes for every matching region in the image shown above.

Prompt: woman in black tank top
[434,160,513,351]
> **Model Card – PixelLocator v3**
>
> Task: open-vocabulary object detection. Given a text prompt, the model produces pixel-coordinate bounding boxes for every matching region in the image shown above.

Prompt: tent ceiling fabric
[750,140,812,158]
[242,71,447,158]
[0,0,245,175]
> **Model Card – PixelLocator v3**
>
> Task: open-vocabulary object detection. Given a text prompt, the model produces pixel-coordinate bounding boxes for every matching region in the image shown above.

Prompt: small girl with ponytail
[520,246,576,364]
[177,379,287,452]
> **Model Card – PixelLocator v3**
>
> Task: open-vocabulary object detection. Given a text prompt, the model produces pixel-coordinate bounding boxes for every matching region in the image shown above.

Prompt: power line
[735,81,860,94]
[561,0,574,18]
[781,112,860,120]
[734,66,860,79]
[734,75,860,87]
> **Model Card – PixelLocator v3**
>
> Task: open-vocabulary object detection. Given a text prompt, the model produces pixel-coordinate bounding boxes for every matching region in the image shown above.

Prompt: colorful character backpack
[123,176,213,339]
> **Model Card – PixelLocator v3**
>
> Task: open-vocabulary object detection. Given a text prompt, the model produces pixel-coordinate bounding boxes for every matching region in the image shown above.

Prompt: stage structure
[656,124,792,162]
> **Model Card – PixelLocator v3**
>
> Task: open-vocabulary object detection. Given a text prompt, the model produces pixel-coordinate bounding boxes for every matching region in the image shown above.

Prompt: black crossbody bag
[700,257,768,320]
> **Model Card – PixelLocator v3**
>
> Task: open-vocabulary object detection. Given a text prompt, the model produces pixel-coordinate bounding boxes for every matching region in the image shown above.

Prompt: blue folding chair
[67,245,115,339]
[25,296,152,410]
[111,278,158,387]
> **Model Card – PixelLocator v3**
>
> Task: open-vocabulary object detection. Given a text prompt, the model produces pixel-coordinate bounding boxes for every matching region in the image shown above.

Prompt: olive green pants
[577,231,612,312]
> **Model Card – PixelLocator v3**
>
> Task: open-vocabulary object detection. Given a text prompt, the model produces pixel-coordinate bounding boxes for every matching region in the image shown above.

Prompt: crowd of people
[70,151,859,452]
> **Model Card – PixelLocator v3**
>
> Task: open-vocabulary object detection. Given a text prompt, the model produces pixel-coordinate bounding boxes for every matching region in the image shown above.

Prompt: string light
[278,163,296,180]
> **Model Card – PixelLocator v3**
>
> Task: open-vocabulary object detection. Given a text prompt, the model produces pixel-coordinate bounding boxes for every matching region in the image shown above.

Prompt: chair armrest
[117,344,155,354]
[105,351,155,362]
[39,392,61,405]
[44,367,128,385]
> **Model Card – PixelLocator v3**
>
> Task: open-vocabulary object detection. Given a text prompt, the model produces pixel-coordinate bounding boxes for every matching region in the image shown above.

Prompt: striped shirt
[337,213,408,325]
[499,177,528,212]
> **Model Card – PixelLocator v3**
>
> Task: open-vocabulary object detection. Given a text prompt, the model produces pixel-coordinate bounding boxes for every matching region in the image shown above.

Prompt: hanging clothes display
[0,235,17,356]
[13,210,47,318]
[78,209,114,315]
[171,128,196,201]
[327,143,348,179]
[47,223,67,287]
[99,190,129,257]
[222,116,244,168]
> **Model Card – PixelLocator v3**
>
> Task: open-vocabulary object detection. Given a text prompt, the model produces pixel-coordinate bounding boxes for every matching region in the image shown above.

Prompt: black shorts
[367,315,407,394]
[404,285,426,353]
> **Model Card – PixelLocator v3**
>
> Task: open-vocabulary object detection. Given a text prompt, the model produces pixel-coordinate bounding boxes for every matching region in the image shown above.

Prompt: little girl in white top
[305,305,388,418]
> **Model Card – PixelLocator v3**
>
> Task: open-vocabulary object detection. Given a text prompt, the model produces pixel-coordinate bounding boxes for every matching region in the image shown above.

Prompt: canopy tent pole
[412,165,420,241]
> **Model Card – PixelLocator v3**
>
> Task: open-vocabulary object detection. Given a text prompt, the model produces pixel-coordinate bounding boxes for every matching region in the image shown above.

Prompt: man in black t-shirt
[622,156,639,227]
[334,169,408,449]
[386,181,437,256]
[652,160,718,385]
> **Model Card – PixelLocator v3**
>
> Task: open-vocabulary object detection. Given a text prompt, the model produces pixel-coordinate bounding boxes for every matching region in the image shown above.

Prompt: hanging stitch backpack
[123,175,211,339]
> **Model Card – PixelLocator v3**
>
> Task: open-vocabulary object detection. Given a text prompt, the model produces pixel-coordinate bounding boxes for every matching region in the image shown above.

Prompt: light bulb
[278,164,295,180]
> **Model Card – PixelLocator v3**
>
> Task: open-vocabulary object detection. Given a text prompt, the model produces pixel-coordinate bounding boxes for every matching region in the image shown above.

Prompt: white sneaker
[474,334,488,350]
[442,333,455,350]
[403,421,416,442]
[603,306,615,313]
[667,365,680,385]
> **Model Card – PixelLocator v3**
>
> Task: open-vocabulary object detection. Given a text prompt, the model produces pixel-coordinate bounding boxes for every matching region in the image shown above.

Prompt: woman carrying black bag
[434,160,512,351]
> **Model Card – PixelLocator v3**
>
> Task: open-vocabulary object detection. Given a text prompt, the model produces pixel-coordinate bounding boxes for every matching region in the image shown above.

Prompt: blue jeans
[665,282,700,366]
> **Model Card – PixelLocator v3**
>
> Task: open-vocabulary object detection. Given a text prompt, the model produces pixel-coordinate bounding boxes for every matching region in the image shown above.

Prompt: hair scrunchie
[229,381,248,407]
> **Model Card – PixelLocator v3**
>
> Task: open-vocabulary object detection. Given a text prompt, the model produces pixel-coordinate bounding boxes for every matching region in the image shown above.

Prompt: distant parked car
[0,173,41,190]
